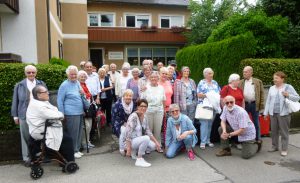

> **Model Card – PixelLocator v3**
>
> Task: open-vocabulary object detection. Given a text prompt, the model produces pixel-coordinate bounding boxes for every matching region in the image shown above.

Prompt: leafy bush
[207,10,288,58]
[176,32,256,86]
[240,58,300,93]
[49,57,70,68]
[0,63,67,131]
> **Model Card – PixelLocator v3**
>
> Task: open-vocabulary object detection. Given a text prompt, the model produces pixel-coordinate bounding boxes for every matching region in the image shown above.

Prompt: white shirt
[26,78,36,99]
[86,72,101,96]
[243,78,255,102]
[144,85,166,112]
[107,71,120,85]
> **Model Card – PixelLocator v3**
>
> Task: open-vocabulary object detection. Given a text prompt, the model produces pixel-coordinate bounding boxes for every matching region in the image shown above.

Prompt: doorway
[89,49,103,70]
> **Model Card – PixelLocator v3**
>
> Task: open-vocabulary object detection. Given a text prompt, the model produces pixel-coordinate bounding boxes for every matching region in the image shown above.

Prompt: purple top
[220,105,256,142]
[126,78,139,101]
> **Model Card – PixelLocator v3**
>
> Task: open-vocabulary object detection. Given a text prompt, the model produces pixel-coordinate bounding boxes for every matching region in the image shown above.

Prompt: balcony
[88,27,187,44]
[0,53,21,63]
[0,0,19,14]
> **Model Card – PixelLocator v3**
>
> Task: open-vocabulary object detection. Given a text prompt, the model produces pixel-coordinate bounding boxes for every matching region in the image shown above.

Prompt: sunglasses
[27,71,36,74]
[225,101,234,105]
[170,110,179,113]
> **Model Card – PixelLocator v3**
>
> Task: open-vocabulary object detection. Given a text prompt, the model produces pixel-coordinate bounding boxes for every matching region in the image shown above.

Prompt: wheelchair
[29,120,79,180]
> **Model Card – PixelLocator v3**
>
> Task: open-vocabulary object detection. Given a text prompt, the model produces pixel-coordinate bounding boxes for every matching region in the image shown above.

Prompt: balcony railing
[0,0,19,13]
[88,27,188,44]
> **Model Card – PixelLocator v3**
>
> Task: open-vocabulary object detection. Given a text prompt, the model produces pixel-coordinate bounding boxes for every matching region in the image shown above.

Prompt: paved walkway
[1,131,300,183]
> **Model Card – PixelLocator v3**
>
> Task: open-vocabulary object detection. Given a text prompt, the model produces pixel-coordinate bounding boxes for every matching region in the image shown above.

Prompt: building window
[125,14,150,28]
[58,40,63,59]
[160,15,184,28]
[88,13,114,27]
[126,47,178,66]
[56,0,61,21]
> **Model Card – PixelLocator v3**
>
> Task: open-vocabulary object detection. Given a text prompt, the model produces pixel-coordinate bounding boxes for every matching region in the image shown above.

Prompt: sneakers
[281,151,288,156]
[268,148,278,152]
[74,152,82,159]
[187,150,195,161]
[131,150,137,160]
[216,148,232,157]
[88,142,95,148]
[135,158,151,167]
[208,143,214,148]
[78,152,84,156]
[200,143,206,149]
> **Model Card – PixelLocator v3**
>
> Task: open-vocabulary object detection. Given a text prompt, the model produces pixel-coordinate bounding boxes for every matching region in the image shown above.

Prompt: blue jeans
[245,102,261,140]
[200,116,214,144]
[166,135,193,158]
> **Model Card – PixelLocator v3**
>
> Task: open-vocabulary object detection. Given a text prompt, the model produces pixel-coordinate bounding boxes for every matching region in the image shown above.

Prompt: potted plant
[171,26,186,33]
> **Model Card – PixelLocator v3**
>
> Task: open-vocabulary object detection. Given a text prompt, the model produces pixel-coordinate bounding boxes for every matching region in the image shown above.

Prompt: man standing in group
[11,65,47,166]
[108,63,120,102]
[240,66,264,142]
[139,59,151,78]
[216,96,261,159]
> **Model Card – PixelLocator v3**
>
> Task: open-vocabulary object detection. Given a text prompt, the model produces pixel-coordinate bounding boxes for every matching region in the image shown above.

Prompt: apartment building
[88,0,189,68]
[0,0,189,68]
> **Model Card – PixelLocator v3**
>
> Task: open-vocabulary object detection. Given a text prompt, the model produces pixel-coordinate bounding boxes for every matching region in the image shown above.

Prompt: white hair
[122,62,130,69]
[79,61,86,66]
[169,103,180,111]
[24,65,37,73]
[243,66,253,73]
[110,63,116,68]
[66,65,78,75]
[159,67,168,73]
[77,70,88,79]
[123,89,134,97]
[98,68,106,73]
[203,68,214,77]
[132,67,140,72]
[181,66,190,72]
[228,73,240,83]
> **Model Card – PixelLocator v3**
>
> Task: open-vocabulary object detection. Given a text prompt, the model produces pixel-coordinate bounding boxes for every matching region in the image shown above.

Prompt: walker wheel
[30,166,44,180]
[64,161,78,174]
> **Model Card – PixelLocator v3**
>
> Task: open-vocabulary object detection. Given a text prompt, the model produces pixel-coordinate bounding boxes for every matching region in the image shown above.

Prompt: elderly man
[27,85,74,162]
[240,66,264,141]
[216,96,261,159]
[165,104,197,160]
[139,59,151,78]
[108,63,120,102]
[157,62,164,71]
[11,65,46,166]
[84,61,101,104]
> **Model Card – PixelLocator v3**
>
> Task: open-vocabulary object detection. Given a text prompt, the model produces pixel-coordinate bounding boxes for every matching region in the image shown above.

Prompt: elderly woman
[126,68,140,103]
[115,62,132,99]
[143,72,166,147]
[11,65,46,166]
[112,89,137,155]
[98,68,113,126]
[57,65,84,159]
[174,66,197,121]
[220,73,244,108]
[264,71,300,156]
[165,104,197,160]
[197,68,221,149]
[167,65,176,85]
[138,65,151,99]
[125,99,161,167]
[78,70,95,149]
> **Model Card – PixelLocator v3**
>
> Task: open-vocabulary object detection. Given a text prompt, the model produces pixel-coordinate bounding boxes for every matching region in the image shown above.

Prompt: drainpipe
[46,0,52,60]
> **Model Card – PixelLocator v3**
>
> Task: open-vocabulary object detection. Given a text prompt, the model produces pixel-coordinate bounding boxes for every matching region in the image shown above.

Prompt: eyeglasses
[225,101,234,105]
[139,105,148,108]
[26,71,36,74]
[38,91,49,94]
[171,110,179,113]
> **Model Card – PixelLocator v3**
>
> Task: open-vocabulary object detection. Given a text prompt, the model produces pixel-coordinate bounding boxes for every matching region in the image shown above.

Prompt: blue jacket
[11,78,46,120]
[166,114,198,147]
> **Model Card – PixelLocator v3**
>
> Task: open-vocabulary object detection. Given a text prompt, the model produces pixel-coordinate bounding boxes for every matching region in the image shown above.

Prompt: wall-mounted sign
[108,51,123,60]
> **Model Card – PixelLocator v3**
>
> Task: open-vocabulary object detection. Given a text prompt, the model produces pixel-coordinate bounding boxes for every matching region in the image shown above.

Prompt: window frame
[124,13,152,28]
[87,12,116,27]
[158,14,185,28]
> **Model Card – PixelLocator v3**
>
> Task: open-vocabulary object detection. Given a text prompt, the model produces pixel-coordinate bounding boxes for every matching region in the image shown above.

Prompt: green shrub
[176,32,256,85]
[0,63,67,131]
[49,57,70,67]
[240,58,300,93]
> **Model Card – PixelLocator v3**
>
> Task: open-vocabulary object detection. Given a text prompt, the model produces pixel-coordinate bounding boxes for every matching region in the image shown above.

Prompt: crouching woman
[125,99,162,167]
[165,104,198,160]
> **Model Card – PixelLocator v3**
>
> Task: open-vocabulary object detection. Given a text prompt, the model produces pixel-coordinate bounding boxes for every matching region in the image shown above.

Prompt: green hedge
[0,63,67,131]
[176,32,257,85]
[240,58,300,93]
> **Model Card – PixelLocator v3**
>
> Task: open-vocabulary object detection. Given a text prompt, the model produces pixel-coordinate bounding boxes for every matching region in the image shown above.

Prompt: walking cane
[83,115,89,153]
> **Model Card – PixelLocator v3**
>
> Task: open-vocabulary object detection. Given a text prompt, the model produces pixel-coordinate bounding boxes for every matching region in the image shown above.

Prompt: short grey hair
[159,67,168,73]
[122,62,130,69]
[203,68,214,77]
[98,68,106,74]
[24,65,37,73]
[123,89,134,97]
[77,70,88,79]
[181,66,190,72]
[131,67,140,73]
[169,103,180,112]
[228,73,240,83]
[142,59,150,65]
[32,85,46,100]
[243,66,253,73]
[110,63,116,68]
[66,65,78,75]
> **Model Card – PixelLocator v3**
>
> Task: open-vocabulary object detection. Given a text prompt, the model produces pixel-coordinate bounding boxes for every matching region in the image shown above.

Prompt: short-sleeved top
[197,79,220,103]
[159,80,173,111]
[144,85,166,113]
[220,105,256,142]
[220,85,244,107]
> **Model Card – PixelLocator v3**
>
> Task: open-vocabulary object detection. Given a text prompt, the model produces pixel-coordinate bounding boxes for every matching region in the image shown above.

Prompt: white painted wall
[0,0,37,63]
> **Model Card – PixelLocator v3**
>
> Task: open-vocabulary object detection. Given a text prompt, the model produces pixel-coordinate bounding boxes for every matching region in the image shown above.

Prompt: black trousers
[100,98,112,125]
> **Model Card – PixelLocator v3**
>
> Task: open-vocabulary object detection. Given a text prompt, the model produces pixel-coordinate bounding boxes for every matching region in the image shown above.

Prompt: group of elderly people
[11,61,300,168]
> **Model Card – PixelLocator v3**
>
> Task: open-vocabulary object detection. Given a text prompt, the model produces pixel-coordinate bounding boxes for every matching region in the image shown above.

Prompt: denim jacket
[166,114,198,147]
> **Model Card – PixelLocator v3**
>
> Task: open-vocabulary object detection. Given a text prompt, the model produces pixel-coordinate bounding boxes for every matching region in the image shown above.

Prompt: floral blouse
[197,79,221,103]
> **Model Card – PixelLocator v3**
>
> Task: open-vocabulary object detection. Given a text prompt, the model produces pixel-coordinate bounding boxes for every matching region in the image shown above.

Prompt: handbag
[195,98,213,120]
[285,98,300,113]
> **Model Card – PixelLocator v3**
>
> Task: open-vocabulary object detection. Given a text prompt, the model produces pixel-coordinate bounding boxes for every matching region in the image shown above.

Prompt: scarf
[171,114,182,125]
[122,98,133,115]
[80,82,92,100]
